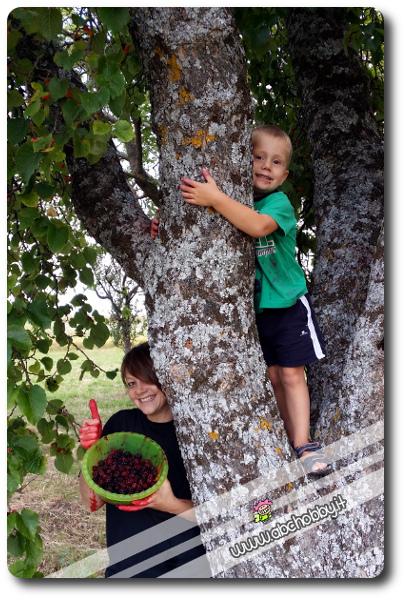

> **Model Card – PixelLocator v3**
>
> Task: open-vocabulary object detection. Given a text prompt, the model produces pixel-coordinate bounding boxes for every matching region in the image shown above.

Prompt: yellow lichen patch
[286,482,294,492]
[182,129,216,149]
[154,47,164,59]
[208,431,219,441]
[179,87,194,105]
[274,447,283,456]
[259,417,272,430]
[167,54,181,82]
[333,407,341,423]
[157,124,168,145]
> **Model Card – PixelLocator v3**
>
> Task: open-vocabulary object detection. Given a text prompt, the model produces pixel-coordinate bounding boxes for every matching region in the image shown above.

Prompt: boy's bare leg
[278,366,310,447]
[267,365,294,442]
[278,365,327,469]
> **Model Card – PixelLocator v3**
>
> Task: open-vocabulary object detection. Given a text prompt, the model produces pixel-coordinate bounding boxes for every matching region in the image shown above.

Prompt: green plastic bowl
[82,432,168,505]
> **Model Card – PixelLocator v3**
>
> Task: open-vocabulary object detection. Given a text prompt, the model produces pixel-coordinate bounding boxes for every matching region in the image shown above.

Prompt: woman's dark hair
[120,342,162,389]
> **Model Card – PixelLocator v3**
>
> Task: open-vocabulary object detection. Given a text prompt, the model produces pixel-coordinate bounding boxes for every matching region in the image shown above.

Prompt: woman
[79,342,207,578]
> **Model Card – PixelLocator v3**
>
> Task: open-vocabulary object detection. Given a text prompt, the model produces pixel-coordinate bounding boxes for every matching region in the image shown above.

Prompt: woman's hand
[79,399,102,449]
[117,479,192,516]
[180,168,224,208]
[150,211,159,239]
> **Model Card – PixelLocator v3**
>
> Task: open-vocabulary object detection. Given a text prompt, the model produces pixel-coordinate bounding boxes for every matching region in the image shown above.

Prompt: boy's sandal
[293,441,330,476]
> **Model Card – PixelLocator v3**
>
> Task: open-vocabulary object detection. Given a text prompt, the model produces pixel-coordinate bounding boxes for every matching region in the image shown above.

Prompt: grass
[46,343,129,422]
[9,341,140,578]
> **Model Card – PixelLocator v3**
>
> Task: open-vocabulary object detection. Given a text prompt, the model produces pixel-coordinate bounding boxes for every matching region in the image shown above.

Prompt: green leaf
[8,559,37,578]
[61,98,83,126]
[83,246,98,265]
[97,8,130,34]
[15,143,41,185]
[16,385,47,425]
[34,274,52,290]
[80,91,102,116]
[82,337,94,350]
[37,8,63,41]
[27,299,53,329]
[55,414,69,430]
[7,512,17,536]
[36,338,52,354]
[8,89,24,110]
[24,99,41,118]
[54,50,74,71]
[8,118,29,145]
[76,445,86,461]
[8,532,26,557]
[16,509,39,541]
[32,134,53,153]
[54,452,73,474]
[46,399,63,414]
[19,207,40,229]
[7,324,32,353]
[40,356,53,371]
[56,358,72,375]
[21,251,38,273]
[47,220,70,253]
[19,190,39,207]
[48,77,69,101]
[92,120,111,136]
[106,370,118,380]
[91,322,110,347]
[79,266,94,286]
[37,418,55,443]
[112,119,134,142]
[109,90,126,118]
[25,533,43,566]
[73,131,91,158]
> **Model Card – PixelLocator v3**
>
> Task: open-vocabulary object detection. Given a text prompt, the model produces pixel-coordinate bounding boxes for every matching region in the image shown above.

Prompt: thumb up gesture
[79,399,102,449]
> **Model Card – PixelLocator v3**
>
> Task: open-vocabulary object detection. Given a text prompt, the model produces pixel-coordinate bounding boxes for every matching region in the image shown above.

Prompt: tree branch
[124,116,161,207]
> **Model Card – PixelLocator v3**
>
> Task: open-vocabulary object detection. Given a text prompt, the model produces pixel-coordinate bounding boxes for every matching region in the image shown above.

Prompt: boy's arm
[79,472,105,512]
[180,168,278,238]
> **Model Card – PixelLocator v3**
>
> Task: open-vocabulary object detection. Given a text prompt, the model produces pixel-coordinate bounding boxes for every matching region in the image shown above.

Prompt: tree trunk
[284,7,384,576]
[285,8,384,438]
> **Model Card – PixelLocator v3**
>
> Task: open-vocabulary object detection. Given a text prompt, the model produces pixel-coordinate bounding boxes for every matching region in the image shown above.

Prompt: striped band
[299,295,325,360]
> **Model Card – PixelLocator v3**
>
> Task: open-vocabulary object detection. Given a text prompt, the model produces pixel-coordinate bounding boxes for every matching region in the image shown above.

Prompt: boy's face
[252,132,290,194]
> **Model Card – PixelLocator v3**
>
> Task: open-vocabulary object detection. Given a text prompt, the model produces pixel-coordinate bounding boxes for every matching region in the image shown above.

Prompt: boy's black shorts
[256,293,326,368]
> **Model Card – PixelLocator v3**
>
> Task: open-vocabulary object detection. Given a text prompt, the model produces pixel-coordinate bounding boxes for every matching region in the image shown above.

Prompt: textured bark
[283,8,384,577]
[129,8,296,577]
[285,8,384,437]
[67,143,154,288]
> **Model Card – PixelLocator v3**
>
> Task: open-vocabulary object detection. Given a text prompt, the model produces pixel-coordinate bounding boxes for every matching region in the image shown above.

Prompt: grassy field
[10,342,138,577]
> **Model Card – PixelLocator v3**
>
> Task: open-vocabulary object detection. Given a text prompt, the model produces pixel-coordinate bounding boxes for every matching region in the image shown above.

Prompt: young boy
[179,125,328,475]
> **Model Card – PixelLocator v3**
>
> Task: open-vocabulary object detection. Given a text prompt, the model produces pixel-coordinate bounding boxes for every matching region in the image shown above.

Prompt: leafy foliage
[7,6,146,575]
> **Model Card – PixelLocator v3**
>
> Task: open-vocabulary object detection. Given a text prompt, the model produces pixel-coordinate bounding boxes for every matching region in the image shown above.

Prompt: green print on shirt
[255,236,276,257]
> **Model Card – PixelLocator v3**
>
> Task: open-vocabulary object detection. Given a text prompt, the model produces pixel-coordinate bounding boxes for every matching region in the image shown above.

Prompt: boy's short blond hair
[252,124,293,166]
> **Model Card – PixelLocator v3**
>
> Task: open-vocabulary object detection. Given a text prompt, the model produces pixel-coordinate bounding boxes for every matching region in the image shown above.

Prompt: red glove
[79,399,102,449]
[117,494,154,512]
[150,215,159,239]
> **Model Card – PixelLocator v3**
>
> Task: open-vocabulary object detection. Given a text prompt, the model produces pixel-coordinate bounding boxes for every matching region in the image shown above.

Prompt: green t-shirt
[254,191,308,311]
